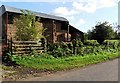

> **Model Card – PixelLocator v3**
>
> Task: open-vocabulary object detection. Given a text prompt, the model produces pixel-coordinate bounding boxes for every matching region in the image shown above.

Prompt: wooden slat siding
[13,48,43,51]
[11,41,44,55]
[12,44,42,47]
[13,50,43,54]
[13,41,42,44]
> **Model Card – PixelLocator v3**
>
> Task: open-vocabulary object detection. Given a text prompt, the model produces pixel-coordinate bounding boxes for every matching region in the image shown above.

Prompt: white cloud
[70,18,86,27]
[52,0,118,30]
[69,18,86,32]
[74,18,86,27]
[1,0,119,4]
[66,16,75,20]
[72,1,96,13]
[52,0,118,22]
[97,0,117,8]
[78,19,86,25]
[1,0,76,2]
[72,0,118,13]
[53,7,78,16]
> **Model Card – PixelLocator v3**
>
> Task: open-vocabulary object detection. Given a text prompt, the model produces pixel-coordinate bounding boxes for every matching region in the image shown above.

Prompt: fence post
[72,39,77,55]
[44,38,47,52]
[10,37,13,55]
[41,38,47,52]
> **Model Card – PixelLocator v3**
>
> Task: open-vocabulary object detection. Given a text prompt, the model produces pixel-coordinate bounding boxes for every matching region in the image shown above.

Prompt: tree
[115,31,120,39]
[114,24,120,39]
[87,21,115,44]
[13,10,45,41]
[84,33,88,41]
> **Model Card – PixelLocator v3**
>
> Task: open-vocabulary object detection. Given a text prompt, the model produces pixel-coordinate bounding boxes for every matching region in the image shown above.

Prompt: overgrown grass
[11,49,120,71]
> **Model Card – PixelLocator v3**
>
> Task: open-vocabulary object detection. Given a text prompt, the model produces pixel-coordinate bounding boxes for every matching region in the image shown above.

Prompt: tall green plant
[13,10,45,41]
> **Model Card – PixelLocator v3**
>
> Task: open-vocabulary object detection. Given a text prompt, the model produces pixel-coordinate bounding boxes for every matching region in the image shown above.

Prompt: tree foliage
[13,10,45,41]
[114,25,120,39]
[87,21,115,44]
[115,31,120,39]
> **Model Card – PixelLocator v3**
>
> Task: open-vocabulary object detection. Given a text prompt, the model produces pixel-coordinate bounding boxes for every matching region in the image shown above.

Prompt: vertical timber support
[5,12,8,46]
[10,37,13,55]
[44,38,47,52]
[52,20,56,43]
[67,24,69,42]
[0,12,2,57]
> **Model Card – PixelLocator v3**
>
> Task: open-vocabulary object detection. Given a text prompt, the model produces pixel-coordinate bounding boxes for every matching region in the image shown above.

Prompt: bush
[83,46,94,54]
[67,42,73,51]
[46,40,119,57]
[72,39,83,47]
[84,40,99,46]
[2,50,11,63]
[47,43,72,57]
[13,10,45,41]
[103,40,119,49]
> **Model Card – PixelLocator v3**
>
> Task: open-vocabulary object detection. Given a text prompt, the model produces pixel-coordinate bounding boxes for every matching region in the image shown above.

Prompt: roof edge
[0,5,68,22]
[69,24,84,34]
[0,5,6,15]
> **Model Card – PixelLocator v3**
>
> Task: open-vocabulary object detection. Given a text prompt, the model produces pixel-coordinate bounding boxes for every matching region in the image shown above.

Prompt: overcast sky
[0,0,119,33]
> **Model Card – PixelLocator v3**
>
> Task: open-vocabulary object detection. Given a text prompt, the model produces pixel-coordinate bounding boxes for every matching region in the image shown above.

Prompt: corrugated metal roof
[0,5,68,22]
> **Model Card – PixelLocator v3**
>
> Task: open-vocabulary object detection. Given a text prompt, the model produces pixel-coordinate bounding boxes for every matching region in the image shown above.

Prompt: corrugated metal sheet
[0,5,68,22]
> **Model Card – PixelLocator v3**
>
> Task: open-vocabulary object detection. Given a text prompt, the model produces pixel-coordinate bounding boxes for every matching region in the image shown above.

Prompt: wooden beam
[52,20,56,43]
[5,12,8,45]
[67,24,69,41]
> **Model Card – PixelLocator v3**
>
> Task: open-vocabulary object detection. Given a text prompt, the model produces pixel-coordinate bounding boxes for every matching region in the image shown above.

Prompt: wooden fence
[8,38,47,55]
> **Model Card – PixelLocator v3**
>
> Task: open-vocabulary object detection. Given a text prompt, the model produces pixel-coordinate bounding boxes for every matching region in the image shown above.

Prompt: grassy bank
[11,50,119,71]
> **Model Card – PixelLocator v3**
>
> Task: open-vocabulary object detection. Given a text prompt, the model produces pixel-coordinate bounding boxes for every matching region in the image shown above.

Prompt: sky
[0,0,119,33]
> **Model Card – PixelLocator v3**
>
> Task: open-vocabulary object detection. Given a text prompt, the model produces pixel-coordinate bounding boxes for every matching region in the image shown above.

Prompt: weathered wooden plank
[12,44,42,47]
[9,40,45,55]
[13,50,44,55]
[12,47,44,51]
[13,41,41,44]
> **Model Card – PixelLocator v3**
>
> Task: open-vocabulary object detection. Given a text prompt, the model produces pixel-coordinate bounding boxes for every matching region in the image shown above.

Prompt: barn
[0,5,84,55]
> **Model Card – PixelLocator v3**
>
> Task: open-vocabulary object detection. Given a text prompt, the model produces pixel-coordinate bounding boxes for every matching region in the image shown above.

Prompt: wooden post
[72,39,77,55]
[6,12,8,45]
[52,20,54,43]
[52,20,56,43]
[44,38,47,52]
[67,24,69,42]
[10,37,13,55]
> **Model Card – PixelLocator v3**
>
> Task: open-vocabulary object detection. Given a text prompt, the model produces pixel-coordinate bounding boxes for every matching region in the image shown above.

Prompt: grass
[11,50,120,71]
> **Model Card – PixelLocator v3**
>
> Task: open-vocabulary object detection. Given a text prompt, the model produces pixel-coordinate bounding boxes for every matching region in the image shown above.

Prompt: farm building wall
[6,13,70,43]
[1,14,6,45]
[0,15,2,56]
[42,19,69,43]
[3,12,84,45]
[7,24,16,41]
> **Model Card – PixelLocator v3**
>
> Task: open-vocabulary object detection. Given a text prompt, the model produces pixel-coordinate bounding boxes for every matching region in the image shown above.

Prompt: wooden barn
[0,5,84,54]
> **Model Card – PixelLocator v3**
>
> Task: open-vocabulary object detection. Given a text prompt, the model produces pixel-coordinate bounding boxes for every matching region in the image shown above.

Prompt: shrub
[47,43,72,57]
[13,10,45,41]
[78,40,83,47]
[72,39,83,47]
[83,46,94,54]
[84,40,99,46]
[103,40,119,49]
[67,42,73,51]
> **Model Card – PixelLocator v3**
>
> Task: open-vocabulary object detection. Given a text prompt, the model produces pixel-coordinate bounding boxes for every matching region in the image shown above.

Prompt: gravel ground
[2,65,54,81]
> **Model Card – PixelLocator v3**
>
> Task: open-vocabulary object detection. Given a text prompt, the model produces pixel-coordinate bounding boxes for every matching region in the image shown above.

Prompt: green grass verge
[11,50,120,71]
